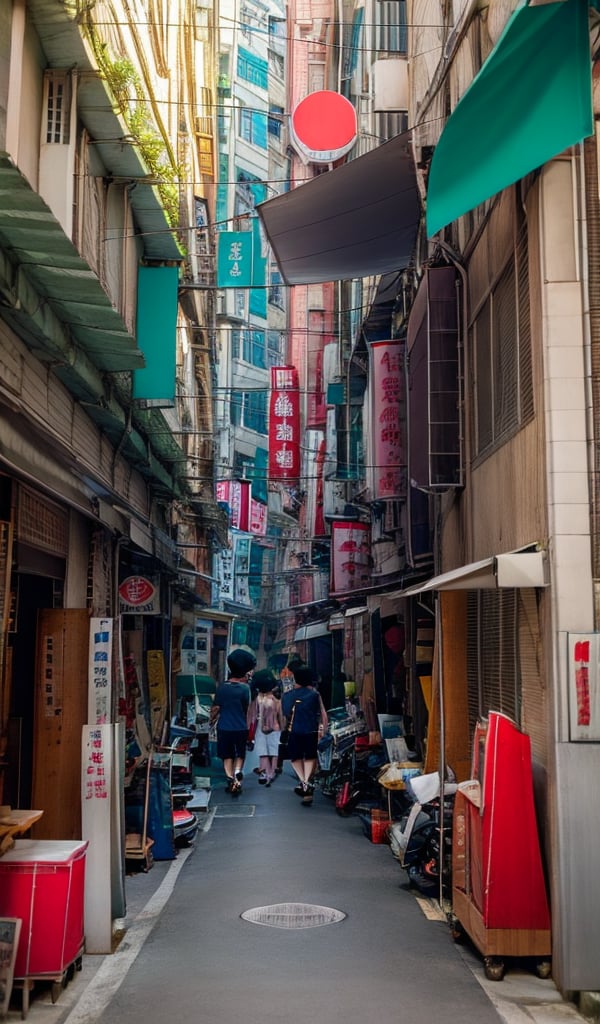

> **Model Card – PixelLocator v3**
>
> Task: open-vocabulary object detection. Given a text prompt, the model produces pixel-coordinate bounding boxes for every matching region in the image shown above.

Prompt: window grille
[377,0,407,53]
[17,486,68,557]
[466,589,520,736]
[471,222,533,460]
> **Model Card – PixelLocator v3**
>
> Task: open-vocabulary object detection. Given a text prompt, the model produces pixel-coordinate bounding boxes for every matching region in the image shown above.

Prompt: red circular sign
[291,91,357,163]
[118,576,155,606]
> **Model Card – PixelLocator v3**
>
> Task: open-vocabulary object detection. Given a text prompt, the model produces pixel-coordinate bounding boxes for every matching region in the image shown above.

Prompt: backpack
[260,697,278,734]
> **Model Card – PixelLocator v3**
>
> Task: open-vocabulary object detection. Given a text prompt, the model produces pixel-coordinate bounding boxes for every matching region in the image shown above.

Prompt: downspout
[582,136,600,628]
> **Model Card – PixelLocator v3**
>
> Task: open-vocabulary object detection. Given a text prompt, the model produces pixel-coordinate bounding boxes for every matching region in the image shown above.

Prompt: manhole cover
[241,902,346,929]
[213,804,256,818]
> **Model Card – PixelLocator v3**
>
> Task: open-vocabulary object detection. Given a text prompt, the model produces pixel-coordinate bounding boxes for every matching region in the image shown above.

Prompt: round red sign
[118,576,156,606]
[291,91,357,164]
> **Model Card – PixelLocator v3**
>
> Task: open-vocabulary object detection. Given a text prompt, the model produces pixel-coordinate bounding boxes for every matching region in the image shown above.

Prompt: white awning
[345,605,369,618]
[294,621,331,641]
[372,548,548,610]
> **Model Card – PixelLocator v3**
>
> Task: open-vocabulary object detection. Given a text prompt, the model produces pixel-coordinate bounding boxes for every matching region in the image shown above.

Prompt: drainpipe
[582,137,600,627]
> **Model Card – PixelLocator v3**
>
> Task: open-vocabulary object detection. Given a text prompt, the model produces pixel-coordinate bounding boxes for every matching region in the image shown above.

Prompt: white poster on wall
[88,618,113,725]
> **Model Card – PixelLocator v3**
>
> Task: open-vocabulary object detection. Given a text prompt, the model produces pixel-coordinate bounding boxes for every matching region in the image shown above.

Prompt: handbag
[278,699,300,758]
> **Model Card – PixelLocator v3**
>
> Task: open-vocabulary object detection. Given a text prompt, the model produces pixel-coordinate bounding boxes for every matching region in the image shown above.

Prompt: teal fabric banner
[217,231,254,287]
[426,0,593,236]
[133,265,179,405]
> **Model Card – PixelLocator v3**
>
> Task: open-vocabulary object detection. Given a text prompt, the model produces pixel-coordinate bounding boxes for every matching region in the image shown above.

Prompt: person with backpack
[247,669,283,787]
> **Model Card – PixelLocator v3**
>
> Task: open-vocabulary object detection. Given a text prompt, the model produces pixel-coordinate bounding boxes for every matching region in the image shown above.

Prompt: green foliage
[86,42,181,228]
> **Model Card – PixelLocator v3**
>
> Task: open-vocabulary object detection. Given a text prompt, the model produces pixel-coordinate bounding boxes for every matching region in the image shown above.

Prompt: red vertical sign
[372,340,405,499]
[268,366,301,480]
[330,521,371,595]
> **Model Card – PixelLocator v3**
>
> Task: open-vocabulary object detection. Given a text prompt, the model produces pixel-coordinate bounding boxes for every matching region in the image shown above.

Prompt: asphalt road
[5,763,590,1024]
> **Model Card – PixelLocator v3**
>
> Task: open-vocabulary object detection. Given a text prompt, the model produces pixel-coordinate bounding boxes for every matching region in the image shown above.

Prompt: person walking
[247,669,284,787]
[210,647,256,795]
[281,664,329,806]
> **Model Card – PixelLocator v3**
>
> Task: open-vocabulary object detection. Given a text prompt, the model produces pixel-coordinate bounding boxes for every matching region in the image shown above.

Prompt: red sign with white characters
[371,340,405,499]
[118,576,160,614]
[268,366,301,481]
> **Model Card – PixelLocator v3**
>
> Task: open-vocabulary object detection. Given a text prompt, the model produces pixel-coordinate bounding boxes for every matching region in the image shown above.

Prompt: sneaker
[265,780,271,788]
[235,770,244,784]
[258,772,267,785]
[231,780,242,796]
[294,785,305,796]
[225,778,234,792]
[301,792,313,807]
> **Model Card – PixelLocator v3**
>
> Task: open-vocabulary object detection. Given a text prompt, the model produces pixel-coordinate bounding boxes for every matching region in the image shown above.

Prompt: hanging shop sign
[118,576,160,615]
[216,547,234,602]
[330,521,371,596]
[268,366,301,481]
[250,499,268,535]
[216,479,251,531]
[371,340,406,499]
[216,231,254,287]
[234,535,251,606]
[88,618,113,726]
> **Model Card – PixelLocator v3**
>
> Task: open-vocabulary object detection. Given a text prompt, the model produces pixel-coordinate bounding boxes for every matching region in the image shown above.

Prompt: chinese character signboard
[88,618,113,725]
[330,521,371,596]
[216,479,251,531]
[268,366,301,481]
[371,340,406,499]
[216,548,234,602]
[83,726,110,803]
[250,499,267,535]
[118,576,160,615]
[567,633,600,740]
[217,231,253,287]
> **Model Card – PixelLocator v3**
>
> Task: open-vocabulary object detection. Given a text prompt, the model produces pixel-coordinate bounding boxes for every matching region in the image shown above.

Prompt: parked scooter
[389,771,457,897]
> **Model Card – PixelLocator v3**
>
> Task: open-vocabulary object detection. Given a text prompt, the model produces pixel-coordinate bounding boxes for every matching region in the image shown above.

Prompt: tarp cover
[257,133,420,285]
[426,0,593,236]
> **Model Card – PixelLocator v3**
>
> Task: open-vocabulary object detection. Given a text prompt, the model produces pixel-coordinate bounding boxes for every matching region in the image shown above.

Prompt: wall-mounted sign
[371,340,406,499]
[118,576,160,615]
[88,618,113,725]
[268,366,301,481]
[567,633,600,740]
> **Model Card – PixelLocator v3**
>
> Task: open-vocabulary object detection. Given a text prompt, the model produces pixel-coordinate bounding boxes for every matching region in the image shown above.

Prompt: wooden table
[0,810,44,856]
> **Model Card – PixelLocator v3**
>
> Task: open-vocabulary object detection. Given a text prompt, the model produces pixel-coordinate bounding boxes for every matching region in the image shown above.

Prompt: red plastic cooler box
[0,839,88,978]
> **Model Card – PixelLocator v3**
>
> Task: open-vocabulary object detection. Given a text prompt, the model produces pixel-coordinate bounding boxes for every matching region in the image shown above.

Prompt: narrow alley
[7,765,588,1024]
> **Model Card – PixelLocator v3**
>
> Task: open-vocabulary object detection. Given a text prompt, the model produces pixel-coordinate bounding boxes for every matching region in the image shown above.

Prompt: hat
[227,647,257,676]
[291,664,313,688]
[253,668,277,693]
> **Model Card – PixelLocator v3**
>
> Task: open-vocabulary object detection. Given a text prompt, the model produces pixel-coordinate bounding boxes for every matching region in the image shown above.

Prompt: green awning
[426,0,593,237]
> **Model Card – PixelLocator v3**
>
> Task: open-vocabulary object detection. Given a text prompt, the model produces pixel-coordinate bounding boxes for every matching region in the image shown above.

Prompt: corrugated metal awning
[27,0,182,262]
[0,157,144,371]
[294,621,331,641]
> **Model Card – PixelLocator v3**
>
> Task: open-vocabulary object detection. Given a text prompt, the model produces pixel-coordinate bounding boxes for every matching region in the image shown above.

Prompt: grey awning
[257,133,420,285]
[294,621,331,641]
[381,549,549,605]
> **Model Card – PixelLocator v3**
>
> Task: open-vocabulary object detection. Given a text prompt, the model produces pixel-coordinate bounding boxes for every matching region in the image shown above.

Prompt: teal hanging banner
[217,231,254,287]
[133,265,179,405]
[426,0,593,236]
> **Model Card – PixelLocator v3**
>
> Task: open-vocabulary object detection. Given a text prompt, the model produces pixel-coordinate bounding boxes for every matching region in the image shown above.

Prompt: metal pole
[436,591,446,910]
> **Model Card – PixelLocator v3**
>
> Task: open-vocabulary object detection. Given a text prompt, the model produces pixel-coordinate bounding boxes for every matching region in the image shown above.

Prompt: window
[230,390,268,434]
[267,330,284,367]
[237,47,268,90]
[377,0,407,53]
[268,105,284,139]
[268,268,284,309]
[239,107,268,149]
[232,329,266,368]
[45,71,71,144]
[470,223,533,459]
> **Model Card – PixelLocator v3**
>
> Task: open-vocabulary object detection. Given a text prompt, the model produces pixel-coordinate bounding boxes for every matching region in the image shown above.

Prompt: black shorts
[286,731,318,761]
[217,729,248,761]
